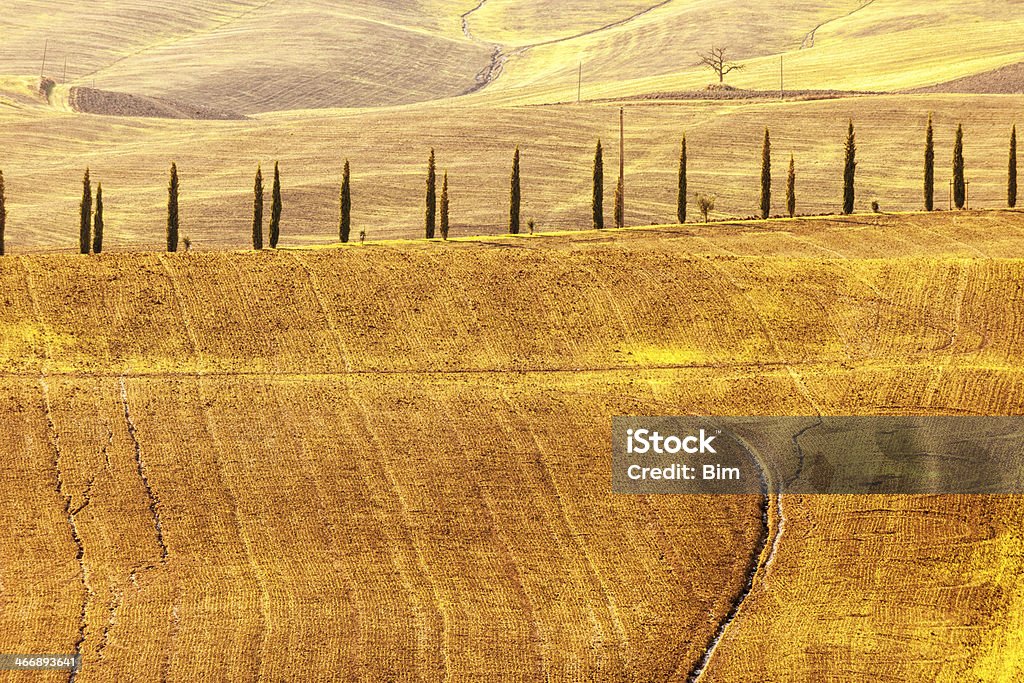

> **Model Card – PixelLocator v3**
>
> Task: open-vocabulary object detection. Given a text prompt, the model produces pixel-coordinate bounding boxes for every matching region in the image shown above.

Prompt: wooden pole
[780,55,784,100]
[63,56,67,84]
[577,62,582,103]
[40,39,48,78]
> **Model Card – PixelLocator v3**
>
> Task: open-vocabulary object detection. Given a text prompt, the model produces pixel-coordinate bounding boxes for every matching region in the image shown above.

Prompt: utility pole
[577,62,582,103]
[780,55,784,100]
[40,39,48,78]
[63,56,67,84]
[619,106,625,227]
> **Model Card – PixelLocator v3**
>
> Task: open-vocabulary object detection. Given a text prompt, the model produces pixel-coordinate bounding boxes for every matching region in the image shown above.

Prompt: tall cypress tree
[953,123,965,209]
[592,140,604,229]
[614,176,624,228]
[270,162,282,248]
[924,114,934,211]
[509,147,521,234]
[425,149,436,239]
[167,162,179,252]
[760,128,771,219]
[92,183,104,254]
[80,168,92,254]
[843,121,856,215]
[339,160,351,243]
[0,170,6,257]
[677,136,687,224]
[1009,125,1017,209]
[252,165,264,250]
[440,171,450,240]
[787,154,796,218]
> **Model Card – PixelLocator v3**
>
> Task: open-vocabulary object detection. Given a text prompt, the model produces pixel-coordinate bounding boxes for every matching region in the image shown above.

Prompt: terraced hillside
[1,212,1023,680]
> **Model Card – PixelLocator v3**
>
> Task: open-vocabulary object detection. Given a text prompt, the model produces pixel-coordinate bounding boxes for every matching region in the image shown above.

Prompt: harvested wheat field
[0,211,1023,680]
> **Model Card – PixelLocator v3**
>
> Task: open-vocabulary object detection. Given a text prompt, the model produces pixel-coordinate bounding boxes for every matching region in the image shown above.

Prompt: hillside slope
[1,216,1024,680]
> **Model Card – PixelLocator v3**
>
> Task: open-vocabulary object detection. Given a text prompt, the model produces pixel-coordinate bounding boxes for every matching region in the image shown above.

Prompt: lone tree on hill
[339,160,351,243]
[696,192,715,223]
[699,47,743,84]
[1009,125,1017,209]
[509,147,521,234]
[440,171,450,240]
[252,165,264,250]
[760,128,771,219]
[425,149,437,239]
[592,140,604,229]
[953,123,965,209]
[270,162,282,248]
[167,163,179,252]
[843,121,856,215]
[0,170,6,256]
[677,136,687,223]
[80,168,92,254]
[787,154,796,218]
[924,115,934,211]
[92,183,104,254]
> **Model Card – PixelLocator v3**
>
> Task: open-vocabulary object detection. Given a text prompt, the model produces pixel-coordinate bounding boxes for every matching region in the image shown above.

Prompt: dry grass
[1,215,1024,679]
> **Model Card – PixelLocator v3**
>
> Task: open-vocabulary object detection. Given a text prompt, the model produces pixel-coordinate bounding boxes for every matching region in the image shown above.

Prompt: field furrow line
[195,379,270,682]
[288,253,353,372]
[119,377,169,563]
[159,255,206,372]
[497,389,629,663]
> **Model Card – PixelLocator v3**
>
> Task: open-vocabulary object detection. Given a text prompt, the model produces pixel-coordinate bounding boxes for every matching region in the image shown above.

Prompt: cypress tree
[339,160,351,243]
[167,162,179,252]
[80,168,92,254]
[953,123,965,209]
[614,176,624,228]
[787,154,796,218]
[0,170,6,257]
[843,121,856,215]
[924,114,934,211]
[425,149,436,239]
[1009,125,1017,209]
[509,147,521,234]
[252,165,264,250]
[760,128,771,219]
[270,162,282,248]
[592,140,604,229]
[677,136,687,224]
[92,183,104,254]
[440,171,450,240]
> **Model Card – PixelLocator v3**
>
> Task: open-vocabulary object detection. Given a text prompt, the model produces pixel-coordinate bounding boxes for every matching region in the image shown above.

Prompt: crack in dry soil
[120,376,169,563]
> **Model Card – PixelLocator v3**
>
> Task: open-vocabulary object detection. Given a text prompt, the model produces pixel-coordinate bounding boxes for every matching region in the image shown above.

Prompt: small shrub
[359,230,366,243]
[528,218,535,234]
[696,193,716,223]
[183,235,192,252]
[871,200,880,213]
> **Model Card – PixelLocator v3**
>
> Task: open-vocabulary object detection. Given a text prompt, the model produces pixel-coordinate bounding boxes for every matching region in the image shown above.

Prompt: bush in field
[592,140,604,229]
[509,147,521,234]
[924,114,934,211]
[425,149,436,239]
[339,160,351,243]
[252,165,264,250]
[696,192,715,223]
[92,183,104,254]
[440,171,450,240]
[80,168,92,254]
[787,154,796,218]
[953,124,965,209]
[167,163,179,252]
[270,162,282,248]
[843,121,856,215]
[760,128,771,219]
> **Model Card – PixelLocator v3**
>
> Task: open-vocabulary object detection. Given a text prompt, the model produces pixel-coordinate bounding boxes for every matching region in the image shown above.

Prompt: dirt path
[800,0,876,49]
[459,0,675,94]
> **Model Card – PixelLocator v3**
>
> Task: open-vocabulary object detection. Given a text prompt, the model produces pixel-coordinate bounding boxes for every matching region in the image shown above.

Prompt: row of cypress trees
[0,119,1018,256]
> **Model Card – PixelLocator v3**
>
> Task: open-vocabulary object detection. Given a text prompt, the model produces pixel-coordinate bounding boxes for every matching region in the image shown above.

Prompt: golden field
[1,0,1024,680]
[1,213,1024,680]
